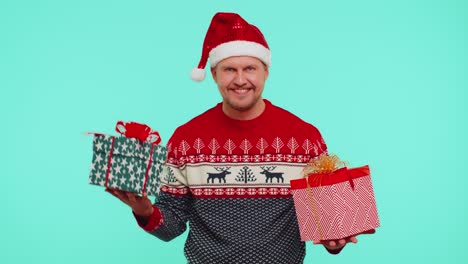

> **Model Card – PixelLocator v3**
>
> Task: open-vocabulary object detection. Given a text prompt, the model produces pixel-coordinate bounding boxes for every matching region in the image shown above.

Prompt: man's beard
[225,95,260,112]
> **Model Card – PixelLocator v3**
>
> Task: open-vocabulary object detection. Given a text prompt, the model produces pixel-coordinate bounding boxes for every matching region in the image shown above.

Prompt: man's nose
[234,72,247,86]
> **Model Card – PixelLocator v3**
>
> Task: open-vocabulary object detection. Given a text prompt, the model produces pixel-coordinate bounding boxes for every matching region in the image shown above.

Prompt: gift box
[290,164,380,243]
[88,121,167,197]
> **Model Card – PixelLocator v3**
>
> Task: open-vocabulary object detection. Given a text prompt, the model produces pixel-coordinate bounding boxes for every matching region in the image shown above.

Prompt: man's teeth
[233,88,249,93]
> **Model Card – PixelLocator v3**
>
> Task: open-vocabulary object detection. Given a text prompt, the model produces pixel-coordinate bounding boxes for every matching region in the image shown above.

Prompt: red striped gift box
[290,165,380,243]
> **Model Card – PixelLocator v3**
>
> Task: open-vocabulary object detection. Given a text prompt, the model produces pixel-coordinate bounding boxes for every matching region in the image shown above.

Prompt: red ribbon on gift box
[103,121,162,194]
[115,120,161,145]
[290,166,370,190]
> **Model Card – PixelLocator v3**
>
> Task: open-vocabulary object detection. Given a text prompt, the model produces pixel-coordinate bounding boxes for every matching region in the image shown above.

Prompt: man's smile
[229,87,253,95]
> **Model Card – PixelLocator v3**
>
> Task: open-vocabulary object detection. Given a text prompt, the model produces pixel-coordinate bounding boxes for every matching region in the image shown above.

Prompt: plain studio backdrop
[1,0,467,263]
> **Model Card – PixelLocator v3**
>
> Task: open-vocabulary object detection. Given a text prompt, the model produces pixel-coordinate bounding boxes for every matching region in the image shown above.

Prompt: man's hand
[314,229,376,251]
[105,188,154,218]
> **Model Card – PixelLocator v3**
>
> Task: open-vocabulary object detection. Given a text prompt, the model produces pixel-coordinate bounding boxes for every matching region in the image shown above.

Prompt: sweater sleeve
[144,191,193,241]
[134,131,193,241]
[133,168,193,241]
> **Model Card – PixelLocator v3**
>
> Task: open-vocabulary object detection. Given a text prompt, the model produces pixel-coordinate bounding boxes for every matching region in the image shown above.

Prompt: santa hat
[190,12,271,82]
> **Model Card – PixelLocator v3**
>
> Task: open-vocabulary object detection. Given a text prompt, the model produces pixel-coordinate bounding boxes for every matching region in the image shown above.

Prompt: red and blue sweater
[136,99,337,263]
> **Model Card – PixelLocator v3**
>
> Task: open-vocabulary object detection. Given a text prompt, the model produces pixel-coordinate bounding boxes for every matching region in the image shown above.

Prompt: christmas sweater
[136,99,327,264]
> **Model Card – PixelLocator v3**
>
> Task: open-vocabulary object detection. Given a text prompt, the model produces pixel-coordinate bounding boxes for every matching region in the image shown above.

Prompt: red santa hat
[190,12,271,82]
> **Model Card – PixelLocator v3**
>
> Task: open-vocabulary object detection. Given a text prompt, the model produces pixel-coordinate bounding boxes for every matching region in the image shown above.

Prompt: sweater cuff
[325,244,345,255]
[133,205,163,232]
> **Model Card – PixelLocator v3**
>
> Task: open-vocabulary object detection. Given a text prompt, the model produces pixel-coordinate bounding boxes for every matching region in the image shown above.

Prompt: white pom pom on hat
[190,68,206,82]
[190,12,271,82]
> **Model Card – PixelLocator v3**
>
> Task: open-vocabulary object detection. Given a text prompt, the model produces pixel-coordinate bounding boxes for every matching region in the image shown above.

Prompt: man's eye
[225,68,235,72]
[246,66,256,71]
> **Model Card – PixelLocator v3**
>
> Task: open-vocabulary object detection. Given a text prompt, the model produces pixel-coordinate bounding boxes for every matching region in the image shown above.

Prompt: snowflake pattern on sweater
[138,100,327,264]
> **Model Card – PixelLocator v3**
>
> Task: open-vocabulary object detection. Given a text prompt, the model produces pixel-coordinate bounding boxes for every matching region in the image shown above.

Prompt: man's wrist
[134,206,154,219]
[133,205,163,232]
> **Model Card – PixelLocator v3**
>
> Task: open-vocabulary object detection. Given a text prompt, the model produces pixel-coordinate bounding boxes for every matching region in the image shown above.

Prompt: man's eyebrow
[219,64,259,69]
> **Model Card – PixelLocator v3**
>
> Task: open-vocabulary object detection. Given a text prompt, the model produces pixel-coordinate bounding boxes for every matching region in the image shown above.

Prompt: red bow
[115,121,161,144]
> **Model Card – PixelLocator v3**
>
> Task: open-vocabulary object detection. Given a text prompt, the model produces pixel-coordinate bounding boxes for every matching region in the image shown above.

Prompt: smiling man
[211,56,268,120]
[107,12,367,264]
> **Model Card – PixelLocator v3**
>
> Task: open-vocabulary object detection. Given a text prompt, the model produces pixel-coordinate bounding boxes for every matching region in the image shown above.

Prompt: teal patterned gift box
[88,122,167,197]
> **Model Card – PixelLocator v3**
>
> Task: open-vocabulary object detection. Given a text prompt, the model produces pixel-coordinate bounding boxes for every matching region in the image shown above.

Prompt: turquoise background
[2,0,467,263]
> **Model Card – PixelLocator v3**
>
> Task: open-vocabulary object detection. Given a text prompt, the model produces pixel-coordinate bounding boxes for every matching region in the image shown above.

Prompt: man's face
[211,56,269,116]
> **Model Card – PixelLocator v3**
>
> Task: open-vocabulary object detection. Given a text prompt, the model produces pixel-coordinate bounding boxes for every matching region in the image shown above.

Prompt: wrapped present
[290,154,380,243]
[88,121,167,197]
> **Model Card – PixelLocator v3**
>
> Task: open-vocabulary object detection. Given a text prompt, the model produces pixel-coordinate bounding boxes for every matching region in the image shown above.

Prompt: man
[107,12,371,263]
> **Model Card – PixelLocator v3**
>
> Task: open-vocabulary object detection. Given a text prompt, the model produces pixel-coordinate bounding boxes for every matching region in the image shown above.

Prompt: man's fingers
[126,192,137,203]
[105,188,115,195]
[106,188,121,199]
[106,188,131,204]
[319,235,359,248]
[105,189,153,214]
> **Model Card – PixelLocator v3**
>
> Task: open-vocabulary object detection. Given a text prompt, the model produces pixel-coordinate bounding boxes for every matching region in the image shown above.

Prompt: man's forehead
[216,56,265,67]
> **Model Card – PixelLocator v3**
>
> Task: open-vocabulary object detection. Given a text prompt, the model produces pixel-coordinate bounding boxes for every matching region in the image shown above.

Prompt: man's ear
[210,67,217,82]
[264,66,269,80]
